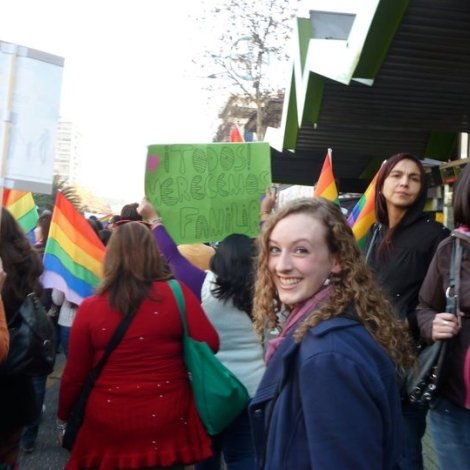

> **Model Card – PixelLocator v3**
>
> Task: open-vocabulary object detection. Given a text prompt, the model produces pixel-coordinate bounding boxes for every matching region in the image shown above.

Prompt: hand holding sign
[137,197,159,222]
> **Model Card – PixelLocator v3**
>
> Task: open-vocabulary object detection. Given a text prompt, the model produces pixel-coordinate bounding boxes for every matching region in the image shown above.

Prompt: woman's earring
[323,272,341,286]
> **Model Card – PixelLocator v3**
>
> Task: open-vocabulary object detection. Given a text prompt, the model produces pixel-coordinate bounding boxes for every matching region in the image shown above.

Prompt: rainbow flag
[313,149,340,205]
[42,192,105,305]
[2,189,38,234]
[347,170,380,249]
[229,124,245,143]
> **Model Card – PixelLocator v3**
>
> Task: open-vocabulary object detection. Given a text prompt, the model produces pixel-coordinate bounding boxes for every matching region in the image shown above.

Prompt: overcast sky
[1,0,226,205]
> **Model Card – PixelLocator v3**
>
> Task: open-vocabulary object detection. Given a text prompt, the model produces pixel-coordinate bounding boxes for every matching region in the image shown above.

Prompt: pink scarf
[455,224,470,235]
[265,286,332,364]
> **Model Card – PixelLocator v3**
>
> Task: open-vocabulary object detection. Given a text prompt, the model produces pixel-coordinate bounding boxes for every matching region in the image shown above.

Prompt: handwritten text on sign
[145,143,271,244]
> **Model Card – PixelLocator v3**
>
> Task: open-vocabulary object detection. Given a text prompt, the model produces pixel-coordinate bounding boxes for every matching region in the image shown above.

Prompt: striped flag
[41,192,105,305]
[313,149,340,205]
[229,124,245,143]
[2,189,39,234]
[347,170,380,249]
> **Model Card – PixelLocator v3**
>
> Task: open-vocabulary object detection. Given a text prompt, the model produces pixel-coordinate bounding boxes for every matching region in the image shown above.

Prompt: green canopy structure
[269,0,470,192]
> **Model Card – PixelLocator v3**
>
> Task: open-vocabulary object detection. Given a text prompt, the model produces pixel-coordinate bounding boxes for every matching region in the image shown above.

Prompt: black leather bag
[405,236,461,408]
[62,368,99,451]
[405,340,447,408]
[0,292,56,376]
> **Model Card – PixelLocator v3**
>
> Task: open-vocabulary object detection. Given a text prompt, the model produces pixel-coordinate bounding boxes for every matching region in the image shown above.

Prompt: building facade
[54,120,81,185]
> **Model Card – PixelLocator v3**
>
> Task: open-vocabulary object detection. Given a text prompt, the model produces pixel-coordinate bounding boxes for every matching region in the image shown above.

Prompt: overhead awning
[269,0,470,192]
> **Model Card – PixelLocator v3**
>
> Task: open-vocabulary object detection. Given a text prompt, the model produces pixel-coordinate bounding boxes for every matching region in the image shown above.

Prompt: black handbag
[0,292,56,376]
[62,306,137,451]
[405,237,461,408]
[406,340,447,407]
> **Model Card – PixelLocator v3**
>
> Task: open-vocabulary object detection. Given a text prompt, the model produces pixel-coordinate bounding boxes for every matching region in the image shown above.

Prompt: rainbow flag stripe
[347,170,379,249]
[2,189,38,234]
[314,149,340,206]
[42,192,105,305]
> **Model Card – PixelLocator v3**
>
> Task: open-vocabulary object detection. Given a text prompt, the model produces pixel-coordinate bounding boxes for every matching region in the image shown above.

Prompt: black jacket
[364,192,449,341]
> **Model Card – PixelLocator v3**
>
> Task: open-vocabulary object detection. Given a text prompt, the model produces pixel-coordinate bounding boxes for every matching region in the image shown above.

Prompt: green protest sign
[145,142,272,244]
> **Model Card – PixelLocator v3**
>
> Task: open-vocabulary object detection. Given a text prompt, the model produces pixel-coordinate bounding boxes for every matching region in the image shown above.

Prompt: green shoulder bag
[168,279,250,435]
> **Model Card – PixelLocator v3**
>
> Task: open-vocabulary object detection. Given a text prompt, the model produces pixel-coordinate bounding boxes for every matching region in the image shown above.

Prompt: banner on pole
[0,40,64,194]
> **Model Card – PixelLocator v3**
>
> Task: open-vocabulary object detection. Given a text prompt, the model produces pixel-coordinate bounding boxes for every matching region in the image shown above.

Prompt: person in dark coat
[364,153,449,469]
[0,208,44,467]
[417,161,470,470]
[250,198,414,469]
[21,209,54,453]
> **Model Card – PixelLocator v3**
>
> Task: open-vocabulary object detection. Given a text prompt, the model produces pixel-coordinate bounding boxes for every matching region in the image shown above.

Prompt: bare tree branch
[190,0,300,139]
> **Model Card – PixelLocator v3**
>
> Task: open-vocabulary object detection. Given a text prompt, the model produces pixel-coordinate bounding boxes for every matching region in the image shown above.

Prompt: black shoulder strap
[87,304,138,383]
[446,236,462,317]
[365,224,380,262]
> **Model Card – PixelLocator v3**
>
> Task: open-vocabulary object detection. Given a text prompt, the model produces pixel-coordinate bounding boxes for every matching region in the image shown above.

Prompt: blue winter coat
[249,316,404,469]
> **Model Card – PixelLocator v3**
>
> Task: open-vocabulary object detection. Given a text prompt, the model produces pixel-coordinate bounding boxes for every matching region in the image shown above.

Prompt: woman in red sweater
[58,221,219,470]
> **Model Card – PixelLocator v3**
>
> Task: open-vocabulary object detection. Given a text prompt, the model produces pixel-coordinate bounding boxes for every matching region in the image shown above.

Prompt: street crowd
[1,152,470,469]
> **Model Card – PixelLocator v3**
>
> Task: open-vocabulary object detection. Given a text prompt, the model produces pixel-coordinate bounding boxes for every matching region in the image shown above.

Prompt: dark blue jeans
[59,325,71,357]
[21,375,48,449]
[195,407,255,470]
[430,397,470,470]
[401,401,427,470]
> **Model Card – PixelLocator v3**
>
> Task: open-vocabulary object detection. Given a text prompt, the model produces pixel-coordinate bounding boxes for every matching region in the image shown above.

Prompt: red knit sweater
[58,281,219,470]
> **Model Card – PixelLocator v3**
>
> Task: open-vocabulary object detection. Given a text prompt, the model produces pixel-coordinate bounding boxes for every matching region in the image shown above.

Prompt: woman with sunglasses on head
[250,197,413,469]
[364,153,449,469]
[57,221,219,469]
[138,198,265,470]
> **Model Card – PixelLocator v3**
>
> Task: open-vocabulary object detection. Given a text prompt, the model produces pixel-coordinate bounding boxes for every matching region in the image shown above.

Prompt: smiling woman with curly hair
[250,197,414,470]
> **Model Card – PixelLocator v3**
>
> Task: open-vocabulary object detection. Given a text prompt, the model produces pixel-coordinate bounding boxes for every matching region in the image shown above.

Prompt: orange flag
[313,149,340,205]
[229,125,245,143]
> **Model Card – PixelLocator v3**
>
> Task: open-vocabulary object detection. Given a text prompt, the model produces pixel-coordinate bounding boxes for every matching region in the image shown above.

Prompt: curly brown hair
[253,198,414,372]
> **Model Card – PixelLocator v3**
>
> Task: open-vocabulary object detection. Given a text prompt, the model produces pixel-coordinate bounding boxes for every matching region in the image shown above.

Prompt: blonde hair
[253,198,414,371]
